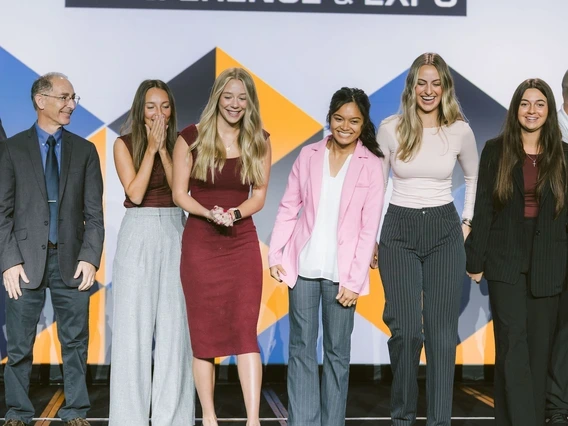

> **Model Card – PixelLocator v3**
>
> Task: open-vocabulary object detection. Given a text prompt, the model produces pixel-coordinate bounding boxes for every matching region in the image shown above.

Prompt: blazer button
[536,230,541,236]
[44,221,48,226]
[42,244,46,249]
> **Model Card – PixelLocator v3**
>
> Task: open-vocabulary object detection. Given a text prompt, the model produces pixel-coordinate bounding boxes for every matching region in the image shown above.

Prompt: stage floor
[0,381,495,425]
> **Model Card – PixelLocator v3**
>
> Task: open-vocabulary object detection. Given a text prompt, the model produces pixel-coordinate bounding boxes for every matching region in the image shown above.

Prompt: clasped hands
[207,206,235,227]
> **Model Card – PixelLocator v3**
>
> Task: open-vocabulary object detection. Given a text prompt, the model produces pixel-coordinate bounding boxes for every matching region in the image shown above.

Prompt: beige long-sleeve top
[377,115,479,219]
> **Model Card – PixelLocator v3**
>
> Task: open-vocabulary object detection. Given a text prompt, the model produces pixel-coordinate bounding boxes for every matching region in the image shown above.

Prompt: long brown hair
[494,78,565,214]
[190,67,267,186]
[121,80,178,171]
[396,53,464,161]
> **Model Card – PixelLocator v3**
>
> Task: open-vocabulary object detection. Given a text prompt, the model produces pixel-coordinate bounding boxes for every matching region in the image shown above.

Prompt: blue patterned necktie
[45,136,59,244]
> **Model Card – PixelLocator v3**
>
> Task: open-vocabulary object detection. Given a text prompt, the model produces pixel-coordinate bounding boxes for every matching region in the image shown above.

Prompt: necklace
[223,138,237,153]
[526,153,538,167]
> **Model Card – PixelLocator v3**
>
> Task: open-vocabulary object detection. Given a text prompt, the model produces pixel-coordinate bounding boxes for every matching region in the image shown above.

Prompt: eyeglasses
[40,93,81,105]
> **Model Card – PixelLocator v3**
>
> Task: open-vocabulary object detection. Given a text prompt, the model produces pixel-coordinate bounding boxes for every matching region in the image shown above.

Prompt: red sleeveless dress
[179,124,264,358]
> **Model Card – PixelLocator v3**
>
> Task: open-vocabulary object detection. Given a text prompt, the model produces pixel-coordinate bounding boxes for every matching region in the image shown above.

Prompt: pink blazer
[268,138,384,296]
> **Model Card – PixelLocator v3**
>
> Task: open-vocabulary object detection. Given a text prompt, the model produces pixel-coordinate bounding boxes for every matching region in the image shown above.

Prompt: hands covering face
[145,114,168,154]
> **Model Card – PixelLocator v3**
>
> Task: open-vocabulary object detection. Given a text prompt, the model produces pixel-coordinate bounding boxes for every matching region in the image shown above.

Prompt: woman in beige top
[374,53,478,426]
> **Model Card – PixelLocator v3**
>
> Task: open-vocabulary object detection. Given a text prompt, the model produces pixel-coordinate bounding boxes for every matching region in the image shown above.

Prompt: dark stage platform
[0,380,495,425]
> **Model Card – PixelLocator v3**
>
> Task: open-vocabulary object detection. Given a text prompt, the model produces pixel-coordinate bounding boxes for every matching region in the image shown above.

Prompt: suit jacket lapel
[309,139,327,215]
[338,141,365,228]
[539,182,551,206]
[513,162,524,194]
[58,130,73,201]
[26,126,48,202]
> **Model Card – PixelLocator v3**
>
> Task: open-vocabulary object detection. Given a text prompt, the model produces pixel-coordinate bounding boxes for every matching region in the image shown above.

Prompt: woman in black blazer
[466,78,568,426]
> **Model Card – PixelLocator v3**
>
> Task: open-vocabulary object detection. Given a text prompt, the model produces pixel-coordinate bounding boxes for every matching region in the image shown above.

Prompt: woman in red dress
[172,67,271,426]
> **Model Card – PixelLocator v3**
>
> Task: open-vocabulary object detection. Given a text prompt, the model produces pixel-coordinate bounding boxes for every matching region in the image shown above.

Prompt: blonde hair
[190,68,267,186]
[396,53,464,161]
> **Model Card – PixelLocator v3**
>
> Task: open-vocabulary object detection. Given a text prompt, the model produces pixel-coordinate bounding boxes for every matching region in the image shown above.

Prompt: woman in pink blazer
[268,87,384,426]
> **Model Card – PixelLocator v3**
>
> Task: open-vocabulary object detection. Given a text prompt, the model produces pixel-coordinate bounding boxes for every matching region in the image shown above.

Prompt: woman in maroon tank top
[172,68,272,426]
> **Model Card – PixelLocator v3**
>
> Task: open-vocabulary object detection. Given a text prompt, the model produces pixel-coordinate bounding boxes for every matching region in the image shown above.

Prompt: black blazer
[465,137,568,297]
[0,125,104,289]
[0,118,6,141]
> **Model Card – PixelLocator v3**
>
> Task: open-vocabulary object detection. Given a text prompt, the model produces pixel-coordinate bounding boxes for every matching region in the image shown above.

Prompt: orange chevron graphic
[258,241,289,335]
[88,127,107,287]
[456,320,495,365]
[355,268,389,335]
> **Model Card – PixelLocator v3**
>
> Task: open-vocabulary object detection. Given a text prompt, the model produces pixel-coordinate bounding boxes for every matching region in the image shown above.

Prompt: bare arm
[114,138,156,205]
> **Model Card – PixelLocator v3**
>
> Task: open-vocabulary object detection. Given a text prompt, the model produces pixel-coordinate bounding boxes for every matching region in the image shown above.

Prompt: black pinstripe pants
[547,288,568,417]
[378,203,465,426]
[490,218,559,426]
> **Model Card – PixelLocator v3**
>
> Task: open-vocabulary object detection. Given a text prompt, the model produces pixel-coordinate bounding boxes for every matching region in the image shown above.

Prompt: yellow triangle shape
[355,269,390,335]
[455,320,495,365]
[258,241,289,335]
[87,287,107,364]
[215,48,322,164]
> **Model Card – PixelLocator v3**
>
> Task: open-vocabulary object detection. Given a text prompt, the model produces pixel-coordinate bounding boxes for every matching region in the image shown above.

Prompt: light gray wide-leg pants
[109,207,194,426]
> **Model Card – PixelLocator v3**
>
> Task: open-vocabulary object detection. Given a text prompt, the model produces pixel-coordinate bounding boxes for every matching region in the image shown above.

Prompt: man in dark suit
[0,73,104,426]
[0,118,7,141]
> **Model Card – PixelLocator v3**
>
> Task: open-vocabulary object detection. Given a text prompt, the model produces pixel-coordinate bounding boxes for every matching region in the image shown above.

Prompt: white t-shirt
[559,106,568,143]
[299,148,352,283]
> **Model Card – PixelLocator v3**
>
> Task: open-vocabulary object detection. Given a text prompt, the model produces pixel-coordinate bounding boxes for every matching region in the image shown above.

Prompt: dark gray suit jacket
[0,118,6,141]
[0,125,104,288]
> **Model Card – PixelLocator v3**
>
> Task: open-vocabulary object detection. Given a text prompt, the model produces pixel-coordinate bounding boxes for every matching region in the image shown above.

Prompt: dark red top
[523,154,540,218]
[121,134,176,208]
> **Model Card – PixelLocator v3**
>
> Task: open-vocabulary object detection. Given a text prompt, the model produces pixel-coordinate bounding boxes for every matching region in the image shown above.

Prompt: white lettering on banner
[181,0,323,2]
[175,0,451,7]
[386,0,408,6]
[365,0,418,6]
[434,0,457,6]
[67,0,465,14]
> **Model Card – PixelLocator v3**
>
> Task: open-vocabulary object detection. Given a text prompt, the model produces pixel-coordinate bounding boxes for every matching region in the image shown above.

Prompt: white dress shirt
[559,106,568,143]
[299,148,352,283]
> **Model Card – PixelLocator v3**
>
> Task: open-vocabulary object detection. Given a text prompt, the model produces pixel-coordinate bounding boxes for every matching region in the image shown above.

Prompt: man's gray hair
[31,72,68,111]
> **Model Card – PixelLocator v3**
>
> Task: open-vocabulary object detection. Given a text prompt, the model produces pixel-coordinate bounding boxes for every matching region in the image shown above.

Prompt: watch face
[234,209,242,220]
